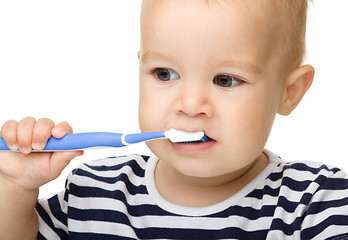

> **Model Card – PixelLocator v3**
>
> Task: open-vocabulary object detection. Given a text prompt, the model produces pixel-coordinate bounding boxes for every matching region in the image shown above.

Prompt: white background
[0,0,347,198]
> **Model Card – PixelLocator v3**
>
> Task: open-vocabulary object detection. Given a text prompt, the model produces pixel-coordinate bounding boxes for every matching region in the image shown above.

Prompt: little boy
[1,0,348,239]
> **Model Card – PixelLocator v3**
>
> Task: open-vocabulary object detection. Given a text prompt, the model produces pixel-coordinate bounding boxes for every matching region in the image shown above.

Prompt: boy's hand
[0,117,83,191]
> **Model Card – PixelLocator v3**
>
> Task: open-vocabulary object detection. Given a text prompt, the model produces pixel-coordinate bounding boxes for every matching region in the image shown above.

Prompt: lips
[171,133,216,153]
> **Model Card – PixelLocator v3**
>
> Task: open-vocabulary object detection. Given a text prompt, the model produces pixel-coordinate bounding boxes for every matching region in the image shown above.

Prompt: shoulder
[265,151,348,238]
[264,150,348,207]
[65,154,152,188]
[280,159,347,189]
[265,150,347,188]
[72,154,150,176]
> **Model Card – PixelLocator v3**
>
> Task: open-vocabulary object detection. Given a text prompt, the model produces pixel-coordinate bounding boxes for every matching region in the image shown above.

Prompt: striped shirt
[35,150,348,239]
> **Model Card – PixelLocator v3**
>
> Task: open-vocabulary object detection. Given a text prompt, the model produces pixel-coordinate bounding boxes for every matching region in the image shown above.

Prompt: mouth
[171,133,216,153]
[176,134,214,144]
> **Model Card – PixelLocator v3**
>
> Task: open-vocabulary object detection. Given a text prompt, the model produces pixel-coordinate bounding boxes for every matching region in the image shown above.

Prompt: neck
[155,152,269,207]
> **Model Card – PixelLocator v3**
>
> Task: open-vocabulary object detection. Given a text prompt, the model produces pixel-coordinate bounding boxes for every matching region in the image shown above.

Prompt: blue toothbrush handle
[0,131,167,151]
[43,132,124,151]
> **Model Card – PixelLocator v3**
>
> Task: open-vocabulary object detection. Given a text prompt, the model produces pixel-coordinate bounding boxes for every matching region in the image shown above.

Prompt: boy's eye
[154,68,180,82]
[213,75,242,88]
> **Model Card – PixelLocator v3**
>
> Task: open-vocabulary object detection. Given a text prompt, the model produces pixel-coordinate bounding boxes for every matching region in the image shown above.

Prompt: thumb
[49,151,84,180]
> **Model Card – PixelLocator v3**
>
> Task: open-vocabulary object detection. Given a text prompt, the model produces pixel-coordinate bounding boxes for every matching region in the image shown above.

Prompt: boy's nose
[175,82,213,118]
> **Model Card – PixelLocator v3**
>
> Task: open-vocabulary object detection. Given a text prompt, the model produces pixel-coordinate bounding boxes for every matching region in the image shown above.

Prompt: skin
[0,0,314,238]
[0,118,83,240]
[138,0,314,207]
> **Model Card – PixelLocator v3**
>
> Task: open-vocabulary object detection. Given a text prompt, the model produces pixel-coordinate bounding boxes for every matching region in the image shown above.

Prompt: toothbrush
[0,129,205,152]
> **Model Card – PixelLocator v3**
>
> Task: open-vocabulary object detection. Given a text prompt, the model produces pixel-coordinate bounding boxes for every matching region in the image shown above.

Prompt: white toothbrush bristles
[164,129,205,143]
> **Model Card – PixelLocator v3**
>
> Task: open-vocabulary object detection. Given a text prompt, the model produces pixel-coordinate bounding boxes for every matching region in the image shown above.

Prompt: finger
[51,121,73,138]
[17,117,36,154]
[32,118,55,151]
[1,120,19,151]
[49,151,84,180]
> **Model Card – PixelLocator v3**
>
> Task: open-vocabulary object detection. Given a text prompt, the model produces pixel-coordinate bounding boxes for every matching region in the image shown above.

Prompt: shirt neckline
[145,149,281,216]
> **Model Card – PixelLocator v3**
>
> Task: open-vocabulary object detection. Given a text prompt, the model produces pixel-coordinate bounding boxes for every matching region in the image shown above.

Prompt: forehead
[140,0,279,70]
[141,0,277,18]
[140,0,278,44]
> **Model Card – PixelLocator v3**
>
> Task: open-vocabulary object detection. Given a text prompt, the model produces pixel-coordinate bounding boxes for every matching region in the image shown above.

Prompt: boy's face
[138,0,285,178]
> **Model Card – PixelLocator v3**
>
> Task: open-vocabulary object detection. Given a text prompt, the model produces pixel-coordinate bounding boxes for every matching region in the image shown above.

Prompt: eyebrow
[140,52,263,75]
[139,52,173,63]
[219,59,263,75]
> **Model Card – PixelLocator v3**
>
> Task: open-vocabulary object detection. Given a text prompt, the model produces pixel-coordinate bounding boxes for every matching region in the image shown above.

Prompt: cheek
[138,78,171,132]
[221,89,278,150]
[139,81,154,132]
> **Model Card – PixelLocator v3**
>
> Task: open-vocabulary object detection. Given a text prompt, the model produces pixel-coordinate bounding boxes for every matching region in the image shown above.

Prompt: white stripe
[37,197,68,233]
[263,177,282,190]
[283,167,335,181]
[70,174,148,199]
[68,219,138,239]
[241,195,278,209]
[302,204,348,228]
[36,199,64,240]
[311,225,348,240]
[36,152,348,239]
[82,154,148,172]
[86,155,143,167]
[37,216,61,240]
[266,230,301,240]
[69,191,154,209]
[278,182,320,199]
[272,204,307,225]
[68,196,272,231]
[312,188,348,202]
[83,163,145,180]
[74,165,145,187]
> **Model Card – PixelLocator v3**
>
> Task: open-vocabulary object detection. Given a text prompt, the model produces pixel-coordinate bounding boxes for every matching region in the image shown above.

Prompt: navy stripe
[327,233,348,240]
[48,195,67,226]
[70,170,148,195]
[210,205,276,219]
[37,232,47,240]
[276,195,314,213]
[134,226,269,240]
[247,185,280,199]
[267,171,283,181]
[319,177,348,191]
[306,197,348,215]
[35,201,68,240]
[63,178,69,202]
[69,232,136,240]
[68,185,172,217]
[36,154,348,239]
[69,176,147,196]
[69,207,134,227]
[85,159,146,178]
[68,207,266,239]
[283,162,340,175]
[281,176,322,192]
[301,215,348,239]
[105,155,150,163]
[68,181,279,219]
[69,227,268,240]
[269,217,302,236]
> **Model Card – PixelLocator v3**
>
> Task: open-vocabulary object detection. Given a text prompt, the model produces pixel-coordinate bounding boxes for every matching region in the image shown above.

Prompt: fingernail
[10,144,19,151]
[20,147,31,154]
[32,143,43,150]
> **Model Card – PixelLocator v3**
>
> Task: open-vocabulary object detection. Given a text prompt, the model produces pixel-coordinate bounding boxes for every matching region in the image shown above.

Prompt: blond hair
[141,0,311,73]
[271,0,311,73]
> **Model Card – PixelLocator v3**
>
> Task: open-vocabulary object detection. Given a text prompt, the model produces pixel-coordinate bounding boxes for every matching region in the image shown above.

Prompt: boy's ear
[137,51,140,60]
[278,65,314,116]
